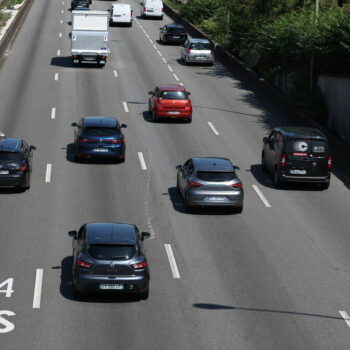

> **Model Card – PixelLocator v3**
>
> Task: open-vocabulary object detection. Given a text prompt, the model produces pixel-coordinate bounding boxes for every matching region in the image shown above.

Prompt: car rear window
[0,152,20,161]
[89,244,136,260]
[84,127,119,137]
[160,91,187,100]
[189,42,211,50]
[286,140,327,156]
[196,171,236,182]
[168,27,184,33]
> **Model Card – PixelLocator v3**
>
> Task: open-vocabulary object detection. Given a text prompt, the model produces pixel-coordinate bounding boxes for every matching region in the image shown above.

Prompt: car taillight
[292,152,308,157]
[161,7,163,12]
[187,48,191,54]
[77,137,96,143]
[110,138,124,144]
[20,165,27,172]
[327,155,332,169]
[132,261,148,269]
[188,181,203,188]
[77,260,93,268]
[281,153,286,167]
[72,55,77,59]
[230,181,242,188]
[144,7,146,11]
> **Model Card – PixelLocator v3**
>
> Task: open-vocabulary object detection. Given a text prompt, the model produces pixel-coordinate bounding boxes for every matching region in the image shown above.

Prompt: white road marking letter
[123,101,129,113]
[0,279,14,298]
[33,269,43,309]
[164,244,180,279]
[137,152,147,170]
[45,164,52,183]
[207,122,220,135]
[252,185,271,208]
[0,311,15,333]
[339,311,350,329]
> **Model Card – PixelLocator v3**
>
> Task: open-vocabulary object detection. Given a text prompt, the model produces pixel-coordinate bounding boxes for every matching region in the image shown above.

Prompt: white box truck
[71,10,110,67]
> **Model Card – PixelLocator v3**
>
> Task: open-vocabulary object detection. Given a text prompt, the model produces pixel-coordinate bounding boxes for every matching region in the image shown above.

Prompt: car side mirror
[120,123,127,128]
[71,122,77,127]
[263,137,268,143]
[141,232,151,240]
[68,230,77,238]
[30,145,36,151]
[175,165,183,170]
[234,165,240,171]
[69,32,72,39]
[187,92,191,95]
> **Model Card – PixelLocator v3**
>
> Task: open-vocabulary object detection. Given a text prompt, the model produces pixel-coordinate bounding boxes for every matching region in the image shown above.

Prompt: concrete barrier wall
[318,76,350,143]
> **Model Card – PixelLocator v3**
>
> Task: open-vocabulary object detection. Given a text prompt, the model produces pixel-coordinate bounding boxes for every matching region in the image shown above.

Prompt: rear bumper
[187,190,244,207]
[76,145,125,159]
[163,36,187,43]
[0,175,26,187]
[143,12,162,18]
[186,55,214,64]
[281,173,330,183]
[155,110,192,119]
[72,55,108,65]
[110,19,132,24]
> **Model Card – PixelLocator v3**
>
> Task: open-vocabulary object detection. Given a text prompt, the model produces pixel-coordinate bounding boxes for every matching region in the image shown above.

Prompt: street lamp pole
[310,0,320,90]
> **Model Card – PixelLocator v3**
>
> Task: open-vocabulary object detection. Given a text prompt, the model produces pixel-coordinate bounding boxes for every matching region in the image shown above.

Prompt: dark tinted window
[0,152,20,161]
[160,91,187,100]
[286,140,327,155]
[196,171,235,182]
[167,26,184,33]
[89,244,136,260]
[190,42,211,50]
[84,127,119,137]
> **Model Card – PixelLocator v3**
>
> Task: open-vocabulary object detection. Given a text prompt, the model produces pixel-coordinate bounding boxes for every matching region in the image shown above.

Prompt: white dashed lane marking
[252,185,271,208]
[162,57,167,64]
[207,121,219,135]
[167,65,173,72]
[137,152,147,170]
[60,19,63,24]
[54,73,59,81]
[123,101,129,113]
[173,73,179,81]
[50,107,56,119]
[113,69,118,78]
[164,244,180,279]
[57,50,61,56]
[32,269,43,309]
[58,33,62,37]
[45,164,52,183]
[339,311,350,329]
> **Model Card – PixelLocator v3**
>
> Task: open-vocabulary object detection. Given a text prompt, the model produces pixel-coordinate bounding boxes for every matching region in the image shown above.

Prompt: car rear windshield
[189,42,211,50]
[160,91,187,100]
[89,244,136,260]
[84,127,119,137]
[286,140,327,155]
[168,27,184,33]
[0,152,20,161]
[196,171,235,182]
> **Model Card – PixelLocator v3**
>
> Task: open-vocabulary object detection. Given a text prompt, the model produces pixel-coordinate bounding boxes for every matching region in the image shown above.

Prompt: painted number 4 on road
[0,278,15,334]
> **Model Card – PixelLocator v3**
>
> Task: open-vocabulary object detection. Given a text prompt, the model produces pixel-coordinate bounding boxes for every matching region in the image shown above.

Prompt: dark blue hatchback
[71,116,127,162]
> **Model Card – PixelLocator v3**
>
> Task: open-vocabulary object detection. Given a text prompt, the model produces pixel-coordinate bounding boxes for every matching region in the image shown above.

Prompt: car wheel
[261,152,267,171]
[274,167,282,187]
[138,289,149,300]
[160,15,163,20]
[184,56,188,65]
[184,195,192,213]
[119,156,125,163]
[152,111,158,123]
[176,177,181,193]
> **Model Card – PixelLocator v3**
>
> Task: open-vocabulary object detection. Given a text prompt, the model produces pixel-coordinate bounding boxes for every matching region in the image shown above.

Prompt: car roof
[83,116,119,128]
[86,223,137,245]
[275,127,327,139]
[192,157,234,172]
[188,38,211,44]
[158,84,186,92]
[0,138,21,152]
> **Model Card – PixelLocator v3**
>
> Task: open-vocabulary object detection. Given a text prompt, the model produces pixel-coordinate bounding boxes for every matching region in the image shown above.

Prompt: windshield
[196,171,236,182]
[0,152,20,161]
[160,91,187,100]
[84,127,119,137]
[89,244,136,260]
[189,42,211,50]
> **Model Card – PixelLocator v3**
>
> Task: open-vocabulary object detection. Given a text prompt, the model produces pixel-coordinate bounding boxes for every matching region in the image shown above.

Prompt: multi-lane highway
[1,0,350,348]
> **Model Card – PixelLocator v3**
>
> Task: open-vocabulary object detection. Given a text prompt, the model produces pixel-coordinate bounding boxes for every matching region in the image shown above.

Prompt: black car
[0,138,36,190]
[159,24,188,44]
[71,116,127,162]
[262,127,331,189]
[71,0,89,10]
[68,223,151,299]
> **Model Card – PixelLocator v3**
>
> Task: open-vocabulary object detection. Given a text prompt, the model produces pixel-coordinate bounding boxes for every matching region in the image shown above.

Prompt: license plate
[0,170,9,175]
[290,169,306,175]
[147,9,153,12]
[172,36,180,39]
[168,111,180,115]
[93,148,108,153]
[207,196,226,201]
[99,284,124,290]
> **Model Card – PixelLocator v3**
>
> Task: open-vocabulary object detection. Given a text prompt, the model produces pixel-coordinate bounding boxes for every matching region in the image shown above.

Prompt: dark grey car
[176,157,244,212]
[68,223,150,299]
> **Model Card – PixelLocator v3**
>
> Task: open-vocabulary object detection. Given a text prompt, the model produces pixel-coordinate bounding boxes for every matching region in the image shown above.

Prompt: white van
[141,0,163,20]
[109,3,133,26]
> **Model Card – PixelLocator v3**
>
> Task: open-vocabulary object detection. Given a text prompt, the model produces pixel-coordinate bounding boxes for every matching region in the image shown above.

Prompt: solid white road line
[252,185,272,208]
[59,33,62,37]
[173,73,180,81]
[339,311,350,328]
[32,269,43,309]
[161,57,167,64]
[167,65,173,72]
[45,164,52,183]
[113,69,118,78]
[50,107,56,119]
[137,152,147,170]
[123,101,129,113]
[164,244,180,279]
[207,121,220,136]
[57,49,61,56]
[54,73,58,81]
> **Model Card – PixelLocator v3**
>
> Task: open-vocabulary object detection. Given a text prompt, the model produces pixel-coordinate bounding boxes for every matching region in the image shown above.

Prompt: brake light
[77,260,93,268]
[281,153,286,167]
[161,7,163,12]
[144,6,146,11]
[187,48,191,54]
[77,137,97,143]
[327,155,332,169]
[20,165,27,172]
[110,138,124,144]
[230,181,242,188]
[188,181,203,188]
[292,152,308,157]
[132,261,148,269]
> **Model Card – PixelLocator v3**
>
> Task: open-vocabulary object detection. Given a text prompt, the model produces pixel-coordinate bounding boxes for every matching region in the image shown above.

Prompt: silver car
[180,38,214,65]
[176,157,244,212]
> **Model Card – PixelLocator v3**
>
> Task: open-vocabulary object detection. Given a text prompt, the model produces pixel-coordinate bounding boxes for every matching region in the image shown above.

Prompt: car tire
[138,289,149,300]
[160,15,163,20]
[184,195,192,213]
[185,118,192,123]
[119,156,125,163]
[274,167,282,187]
[152,111,158,123]
[261,152,267,171]
[176,177,181,193]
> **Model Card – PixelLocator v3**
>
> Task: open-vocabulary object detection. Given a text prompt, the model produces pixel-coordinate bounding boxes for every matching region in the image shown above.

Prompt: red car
[148,85,192,123]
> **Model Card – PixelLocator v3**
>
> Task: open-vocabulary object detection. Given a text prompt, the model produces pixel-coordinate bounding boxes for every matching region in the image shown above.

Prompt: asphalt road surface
[0,0,350,349]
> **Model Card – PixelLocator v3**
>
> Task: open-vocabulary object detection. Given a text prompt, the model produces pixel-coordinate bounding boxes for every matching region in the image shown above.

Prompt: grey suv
[176,157,244,212]
[180,38,214,65]
[69,222,150,299]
